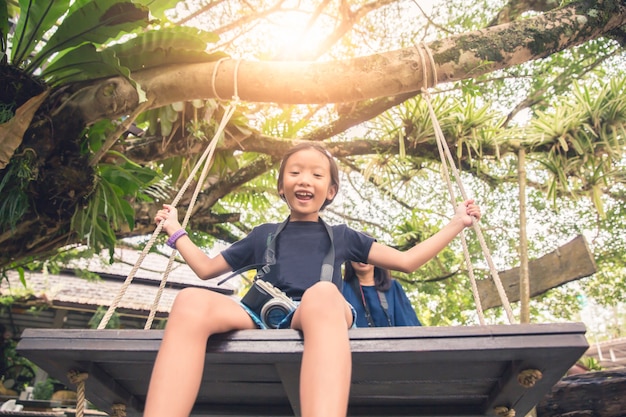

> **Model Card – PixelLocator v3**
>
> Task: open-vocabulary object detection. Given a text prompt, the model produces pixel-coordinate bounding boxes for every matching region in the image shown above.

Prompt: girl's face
[351,261,374,274]
[350,261,375,285]
[279,148,338,221]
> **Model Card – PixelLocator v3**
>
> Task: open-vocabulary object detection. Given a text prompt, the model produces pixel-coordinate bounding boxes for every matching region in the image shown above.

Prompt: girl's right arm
[155,204,232,280]
[366,199,481,273]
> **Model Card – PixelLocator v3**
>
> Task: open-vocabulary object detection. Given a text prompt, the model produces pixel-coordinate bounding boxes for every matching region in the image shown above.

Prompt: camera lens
[262,301,292,329]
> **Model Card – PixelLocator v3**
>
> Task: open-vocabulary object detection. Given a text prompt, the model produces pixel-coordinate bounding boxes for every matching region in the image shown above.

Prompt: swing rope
[98,59,242,330]
[67,371,87,417]
[415,43,515,324]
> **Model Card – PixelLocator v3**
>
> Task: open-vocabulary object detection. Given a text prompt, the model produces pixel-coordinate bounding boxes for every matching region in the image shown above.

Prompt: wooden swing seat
[17,322,587,417]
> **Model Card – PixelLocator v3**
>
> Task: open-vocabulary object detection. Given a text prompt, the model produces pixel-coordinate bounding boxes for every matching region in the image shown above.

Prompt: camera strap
[218,217,335,285]
[349,278,391,327]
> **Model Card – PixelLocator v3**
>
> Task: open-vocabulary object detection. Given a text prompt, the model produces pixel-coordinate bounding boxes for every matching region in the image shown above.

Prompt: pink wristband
[166,229,188,249]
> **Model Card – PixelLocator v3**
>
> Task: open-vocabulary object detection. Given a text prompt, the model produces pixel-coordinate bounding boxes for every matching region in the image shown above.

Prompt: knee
[168,287,216,323]
[298,282,345,319]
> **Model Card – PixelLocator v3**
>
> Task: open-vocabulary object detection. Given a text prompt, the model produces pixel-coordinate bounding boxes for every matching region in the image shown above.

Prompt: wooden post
[519,148,530,323]
[518,148,536,417]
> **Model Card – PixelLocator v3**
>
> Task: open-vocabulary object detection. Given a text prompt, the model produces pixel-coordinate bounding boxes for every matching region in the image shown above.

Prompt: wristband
[166,229,188,249]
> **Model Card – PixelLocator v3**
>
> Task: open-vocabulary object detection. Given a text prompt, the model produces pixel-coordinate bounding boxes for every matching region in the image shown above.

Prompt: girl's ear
[326,184,338,201]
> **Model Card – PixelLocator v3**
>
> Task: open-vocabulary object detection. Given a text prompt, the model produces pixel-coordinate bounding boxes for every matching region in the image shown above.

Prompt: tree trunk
[537,370,626,417]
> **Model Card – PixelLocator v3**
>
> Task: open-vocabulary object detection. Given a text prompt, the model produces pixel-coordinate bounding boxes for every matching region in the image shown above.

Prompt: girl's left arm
[367,199,480,273]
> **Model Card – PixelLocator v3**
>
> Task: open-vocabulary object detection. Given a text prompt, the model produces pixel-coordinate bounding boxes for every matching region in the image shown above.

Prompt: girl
[145,142,481,417]
[343,260,421,327]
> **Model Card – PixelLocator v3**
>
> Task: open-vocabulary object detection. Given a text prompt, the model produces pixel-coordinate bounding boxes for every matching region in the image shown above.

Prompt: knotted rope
[110,403,127,417]
[98,59,242,330]
[67,371,88,417]
[415,43,515,324]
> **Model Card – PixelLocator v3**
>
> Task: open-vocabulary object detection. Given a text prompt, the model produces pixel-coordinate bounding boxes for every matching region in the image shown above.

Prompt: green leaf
[132,0,180,21]
[119,198,135,229]
[108,27,222,72]
[71,158,160,254]
[0,0,9,60]
[101,158,160,196]
[27,0,150,72]
[11,0,71,66]
[18,267,26,287]
[158,106,175,137]
[591,184,605,219]
[41,44,130,86]
[556,135,569,152]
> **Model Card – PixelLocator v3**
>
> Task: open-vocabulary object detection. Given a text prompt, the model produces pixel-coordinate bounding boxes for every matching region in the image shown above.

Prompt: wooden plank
[17,323,588,417]
[18,354,143,415]
[477,235,596,309]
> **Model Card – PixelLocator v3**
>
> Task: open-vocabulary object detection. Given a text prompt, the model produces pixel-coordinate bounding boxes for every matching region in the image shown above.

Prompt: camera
[241,279,298,328]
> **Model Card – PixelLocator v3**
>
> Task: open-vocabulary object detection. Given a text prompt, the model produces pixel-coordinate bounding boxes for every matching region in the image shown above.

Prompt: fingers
[459,199,481,221]
[155,204,176,225]
[464,200,481,221]
[469,206,481,220]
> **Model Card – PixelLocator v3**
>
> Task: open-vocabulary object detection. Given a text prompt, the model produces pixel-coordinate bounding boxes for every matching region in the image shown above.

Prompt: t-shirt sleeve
[340,226,376,264]
[221,224,274,271]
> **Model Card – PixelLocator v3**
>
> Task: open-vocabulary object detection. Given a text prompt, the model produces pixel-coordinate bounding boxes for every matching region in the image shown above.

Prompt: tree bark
[116,0,626,113]
[536,370,626,417]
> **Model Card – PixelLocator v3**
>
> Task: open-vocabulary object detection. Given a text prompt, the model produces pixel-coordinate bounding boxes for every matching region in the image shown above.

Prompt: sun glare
[260,5,335,61]
[255,0,436,60]
[174,0,438,60]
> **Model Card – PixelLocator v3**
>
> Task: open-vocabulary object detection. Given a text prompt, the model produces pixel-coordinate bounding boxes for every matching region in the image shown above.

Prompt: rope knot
[517,368,543,388]
[494,406,516,417]
[415,42,438,91]
[67,370,88,385]
[111,403,127,417]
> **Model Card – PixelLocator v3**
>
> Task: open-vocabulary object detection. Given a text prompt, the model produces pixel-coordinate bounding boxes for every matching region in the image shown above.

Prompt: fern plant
[1,0,225,256]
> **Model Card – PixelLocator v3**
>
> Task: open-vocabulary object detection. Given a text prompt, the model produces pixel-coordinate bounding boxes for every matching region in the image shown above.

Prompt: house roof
[1,247,240,319]
[585,337,626,370]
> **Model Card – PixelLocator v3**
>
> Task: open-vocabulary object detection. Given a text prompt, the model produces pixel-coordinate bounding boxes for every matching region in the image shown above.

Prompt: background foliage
[1,0,625,341]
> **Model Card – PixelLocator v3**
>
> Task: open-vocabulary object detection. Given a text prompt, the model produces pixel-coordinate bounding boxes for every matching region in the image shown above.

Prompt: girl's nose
[298,173,312,185]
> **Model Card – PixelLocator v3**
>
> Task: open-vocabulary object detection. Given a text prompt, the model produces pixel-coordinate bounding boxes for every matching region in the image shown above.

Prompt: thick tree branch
[122,0,625,111]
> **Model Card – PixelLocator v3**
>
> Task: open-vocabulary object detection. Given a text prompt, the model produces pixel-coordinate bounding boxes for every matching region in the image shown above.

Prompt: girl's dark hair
[276,142,340,210]
[343,261,392,291]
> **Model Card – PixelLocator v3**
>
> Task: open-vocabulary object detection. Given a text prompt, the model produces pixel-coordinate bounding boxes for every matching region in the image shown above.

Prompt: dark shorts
[239,301,358,329]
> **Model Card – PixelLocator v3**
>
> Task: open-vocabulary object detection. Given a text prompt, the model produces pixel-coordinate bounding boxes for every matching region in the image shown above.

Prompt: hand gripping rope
[64,58,242,417]
[414,43,515,325]
[415,42,539,416]
[97,58,242,331]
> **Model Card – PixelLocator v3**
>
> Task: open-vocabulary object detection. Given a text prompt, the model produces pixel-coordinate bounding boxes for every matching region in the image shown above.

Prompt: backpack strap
[376,290,392,326]
[318,217,335,281]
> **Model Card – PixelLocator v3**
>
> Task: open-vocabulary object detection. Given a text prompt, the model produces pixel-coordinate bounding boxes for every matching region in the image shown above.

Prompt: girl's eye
[314,173,323,178]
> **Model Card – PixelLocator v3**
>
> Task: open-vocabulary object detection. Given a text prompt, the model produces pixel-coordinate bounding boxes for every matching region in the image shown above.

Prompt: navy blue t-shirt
[342,280,421,327]
[222,220,375,300]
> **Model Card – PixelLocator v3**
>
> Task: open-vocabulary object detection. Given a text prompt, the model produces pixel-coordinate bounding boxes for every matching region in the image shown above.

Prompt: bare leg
[143,288,256,417]
[291,281,354,417]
